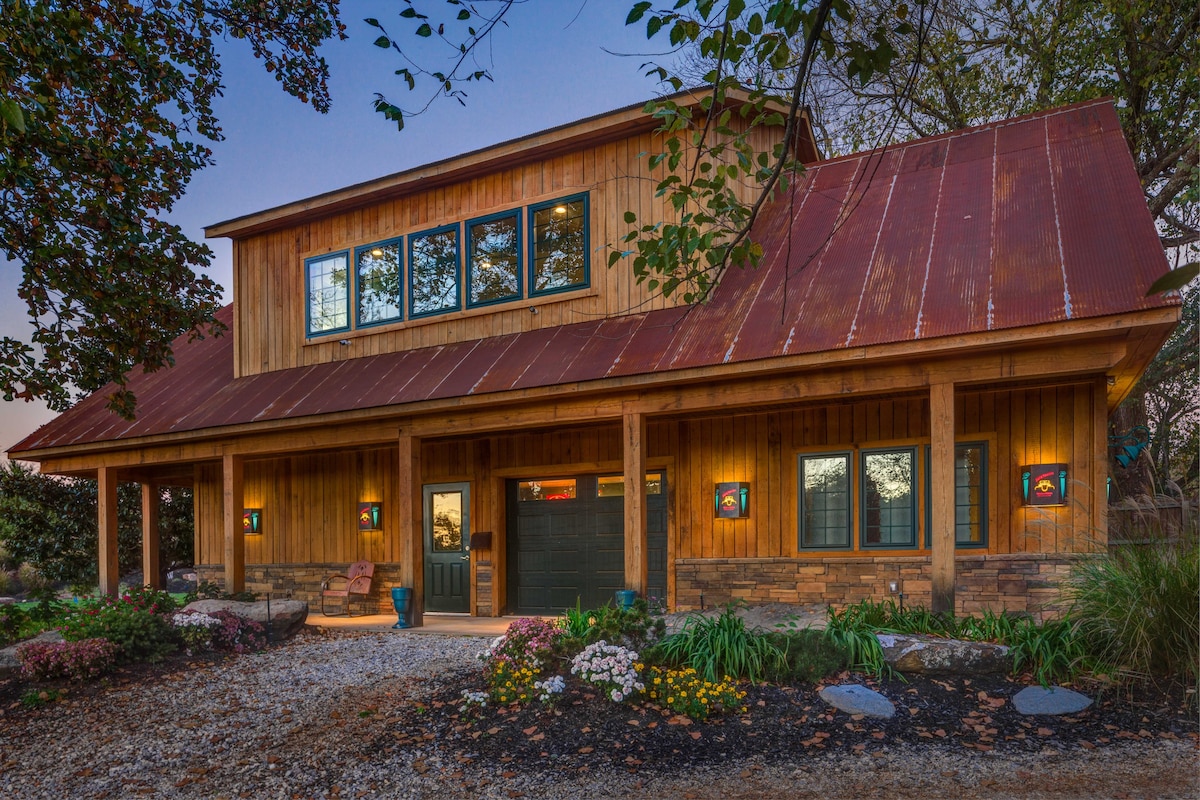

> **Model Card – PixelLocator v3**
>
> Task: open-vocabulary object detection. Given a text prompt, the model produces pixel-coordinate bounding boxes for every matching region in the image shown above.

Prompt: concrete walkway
[307,613,520,637]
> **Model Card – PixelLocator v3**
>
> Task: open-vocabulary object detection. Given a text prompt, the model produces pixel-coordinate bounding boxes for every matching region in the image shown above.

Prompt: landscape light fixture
[887,579,905,611]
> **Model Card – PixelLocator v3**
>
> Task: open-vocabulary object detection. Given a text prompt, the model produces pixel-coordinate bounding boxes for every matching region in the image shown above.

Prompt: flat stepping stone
[1012,686,1093,715]
[819,684,895,718]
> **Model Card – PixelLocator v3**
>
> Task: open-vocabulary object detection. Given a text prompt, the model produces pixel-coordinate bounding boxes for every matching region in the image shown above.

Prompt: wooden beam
[141,483,161,589]
[1091,376,1109,547]
[222,453,245,594]
[97,467,119,596]
[398,433,424,626]
[930,382,956,614]
[624,410,648,596]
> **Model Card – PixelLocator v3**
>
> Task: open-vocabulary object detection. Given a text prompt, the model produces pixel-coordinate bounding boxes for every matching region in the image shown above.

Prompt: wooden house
[8,96,1179,623]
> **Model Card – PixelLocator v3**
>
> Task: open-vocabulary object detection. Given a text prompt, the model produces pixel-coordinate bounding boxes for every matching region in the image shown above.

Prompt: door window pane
[306,252,349,334]
[468,213,520,306]
[955,443,986,545]
[431,491,463,552]
[357,240,402,325]
[799,454,851,548]
[530,196,587,293]
[862,449,916,547]
[410,226,459,316]
[518,478,577,501]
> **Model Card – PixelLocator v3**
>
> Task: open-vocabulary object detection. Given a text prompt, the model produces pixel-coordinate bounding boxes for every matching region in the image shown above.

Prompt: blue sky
[1,0,660,457]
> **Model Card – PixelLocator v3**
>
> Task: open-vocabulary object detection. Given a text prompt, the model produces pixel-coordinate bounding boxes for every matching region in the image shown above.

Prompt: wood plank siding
[233,123,782,378]
[193,384,1104,610]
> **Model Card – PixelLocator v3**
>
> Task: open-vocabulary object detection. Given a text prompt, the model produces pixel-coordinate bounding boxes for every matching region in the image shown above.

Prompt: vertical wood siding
[193,385,1102,579]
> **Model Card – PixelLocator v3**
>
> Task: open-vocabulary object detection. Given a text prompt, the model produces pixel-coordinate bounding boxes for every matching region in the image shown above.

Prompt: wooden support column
[141,483,162,589]
[930,382,956,614]
[398,433,424,626]
[97,466,119,597]
[623,410,648,596]
[1091,376,1109,549]
[222,453,245,594]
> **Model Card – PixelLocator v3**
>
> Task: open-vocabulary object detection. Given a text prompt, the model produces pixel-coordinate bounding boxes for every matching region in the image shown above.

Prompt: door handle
[460,555,470,561]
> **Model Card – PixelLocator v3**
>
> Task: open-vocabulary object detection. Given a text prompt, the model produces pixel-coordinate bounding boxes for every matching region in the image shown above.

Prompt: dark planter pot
[391,587,413,629]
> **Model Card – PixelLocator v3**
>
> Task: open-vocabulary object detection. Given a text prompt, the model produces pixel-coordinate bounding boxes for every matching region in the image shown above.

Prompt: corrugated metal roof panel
[9,99,1179,456]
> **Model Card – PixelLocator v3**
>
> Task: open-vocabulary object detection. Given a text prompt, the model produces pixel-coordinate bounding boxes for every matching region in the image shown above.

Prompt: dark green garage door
[506,473,667,614]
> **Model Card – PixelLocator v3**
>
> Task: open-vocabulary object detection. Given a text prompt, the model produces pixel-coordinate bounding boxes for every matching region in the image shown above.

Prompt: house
[7,95,1179,623]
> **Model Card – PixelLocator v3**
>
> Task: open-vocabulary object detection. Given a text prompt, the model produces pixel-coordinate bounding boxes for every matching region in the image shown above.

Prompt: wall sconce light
[714,482,751,518]
[1021,464,1068,506]
[358,502,382,532]
[243,508,263,535]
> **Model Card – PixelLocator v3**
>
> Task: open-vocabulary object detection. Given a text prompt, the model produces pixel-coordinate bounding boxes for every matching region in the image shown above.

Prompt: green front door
[424,482,470,613]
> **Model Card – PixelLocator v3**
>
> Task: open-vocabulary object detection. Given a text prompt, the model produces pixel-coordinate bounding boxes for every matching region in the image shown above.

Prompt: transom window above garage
[303,193,590,338]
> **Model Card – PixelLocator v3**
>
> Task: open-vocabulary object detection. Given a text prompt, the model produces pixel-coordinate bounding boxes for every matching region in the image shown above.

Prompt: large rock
[819,684,895,718]
[1012,686,1093,715]
[876,632,1011,676]
[182,599,308,641]
[0,630,65,679]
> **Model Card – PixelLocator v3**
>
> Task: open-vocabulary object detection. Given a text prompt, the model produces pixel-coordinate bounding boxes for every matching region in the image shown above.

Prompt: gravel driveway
[0,630,1194,799]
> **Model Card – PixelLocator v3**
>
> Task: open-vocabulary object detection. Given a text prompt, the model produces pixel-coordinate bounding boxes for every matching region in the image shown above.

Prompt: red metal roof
[9,99,1176,455]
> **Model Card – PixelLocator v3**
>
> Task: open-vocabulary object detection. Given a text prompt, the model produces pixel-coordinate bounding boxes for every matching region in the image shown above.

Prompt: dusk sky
[1,0,659,458]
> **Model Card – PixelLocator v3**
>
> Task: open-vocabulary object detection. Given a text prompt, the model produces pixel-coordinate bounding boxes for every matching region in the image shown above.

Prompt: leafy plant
[480,617,565,705]
[762,629,850,684]
[1068,537,1199,683]
[0,603,29,647]
[570,641,645,703]
[17,637,118,682]
[656,604,786,683]
[643,666,745,720]
[1006,616,1086,687]
[561,598,665,651]
[58,602,178,664]
[184,581,258,604]
[20,688,66,708]
[206,611,266,654]
[822,606,892,679]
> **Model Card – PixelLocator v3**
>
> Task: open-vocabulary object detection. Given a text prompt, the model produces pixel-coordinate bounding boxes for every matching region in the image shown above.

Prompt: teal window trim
[528,192,589,297]
[465,209,523,309]
[859,447,918,549]
[408,223,461,318]
[305,250,351,337]
[924,442,989,549]
[354,237,404,329]
[798,451,854,551]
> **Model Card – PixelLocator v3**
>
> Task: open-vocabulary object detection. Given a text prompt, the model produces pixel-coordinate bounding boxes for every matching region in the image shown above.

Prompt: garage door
[506,473,667,614]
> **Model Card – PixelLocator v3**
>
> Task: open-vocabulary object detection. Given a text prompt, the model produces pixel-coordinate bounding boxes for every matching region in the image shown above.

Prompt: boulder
[1012,686,1093,715]
[819,684,895,718]
[0,630,65,679]
[876,633,1011,676]
[182,599,309,641]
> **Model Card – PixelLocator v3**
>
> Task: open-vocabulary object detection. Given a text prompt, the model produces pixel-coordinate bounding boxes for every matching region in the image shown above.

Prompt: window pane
[357,241,402,325]
[597,475,663,497]
[531,198,586,293]
[468,215,520,305]
[518,479,577,501]
[307,253,348,334]
[431,491,463,552]
[800,455,850,548]
[863,450,915,547]
[411,228,459,315]
[955,444,986,545]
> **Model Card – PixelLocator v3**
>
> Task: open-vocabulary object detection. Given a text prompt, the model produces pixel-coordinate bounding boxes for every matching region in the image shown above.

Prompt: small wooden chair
[320,561,375,617]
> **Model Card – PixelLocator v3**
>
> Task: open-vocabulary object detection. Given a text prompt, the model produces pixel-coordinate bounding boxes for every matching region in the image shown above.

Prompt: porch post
[398,432,424,626]
[222,453,245,594]
[623,410,648,596]
[141,482,162,589]
[97,466,119,596]
[930,382,956,613]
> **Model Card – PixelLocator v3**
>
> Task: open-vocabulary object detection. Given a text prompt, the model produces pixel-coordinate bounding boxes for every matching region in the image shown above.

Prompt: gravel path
[0,629,1195,799]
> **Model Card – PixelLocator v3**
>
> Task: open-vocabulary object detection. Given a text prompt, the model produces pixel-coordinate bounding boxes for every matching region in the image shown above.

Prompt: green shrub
[763,629,851,683]
[18,637,119,681]
[1068,537,1199,683]
[562,598,665,652]
[822,606,892,678]
[655,604,786,683]
[0,604,29,647]
[1006,616,1086,686]
[184,580,258,603]
[59,602,178,663]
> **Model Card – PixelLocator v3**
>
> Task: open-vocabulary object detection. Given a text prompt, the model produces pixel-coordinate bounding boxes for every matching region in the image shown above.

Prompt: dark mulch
[382,669,1198,775]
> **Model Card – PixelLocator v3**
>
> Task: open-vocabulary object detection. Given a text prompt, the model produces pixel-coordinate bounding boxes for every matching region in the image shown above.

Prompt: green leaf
[624,211,637,223]
[1146,262,1198,296]
[457,10,471,21]
[373,36,391,49]
[364,18,381,28]
[416,23,432,37]
[0,99,25,133]
[627,2,653,25]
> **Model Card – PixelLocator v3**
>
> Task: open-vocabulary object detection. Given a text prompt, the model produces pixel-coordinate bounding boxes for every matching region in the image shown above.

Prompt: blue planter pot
[391,587,413,629]
[615,589,637,611]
